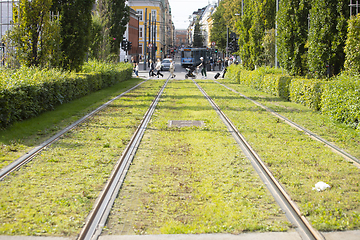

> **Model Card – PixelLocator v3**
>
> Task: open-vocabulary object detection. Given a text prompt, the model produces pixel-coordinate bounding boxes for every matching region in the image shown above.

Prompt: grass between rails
[104,80,291,235]
[216,78,360,160]
[198,80,360,231]
[0,79,166,236]
[0,78,144,170]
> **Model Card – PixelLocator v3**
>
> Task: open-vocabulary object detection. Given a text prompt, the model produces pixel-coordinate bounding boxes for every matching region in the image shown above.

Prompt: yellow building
[128,0,174,60]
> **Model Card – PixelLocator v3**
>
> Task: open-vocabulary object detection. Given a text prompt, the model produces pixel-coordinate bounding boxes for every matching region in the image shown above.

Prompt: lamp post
[144,8,147,70]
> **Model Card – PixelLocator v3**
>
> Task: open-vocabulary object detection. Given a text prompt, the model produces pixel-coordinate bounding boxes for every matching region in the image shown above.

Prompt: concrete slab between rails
[99,230,360,240]
[1,230,359,240]
[322,230,360,239]
[99,232,302,240]
[0,237,71,240]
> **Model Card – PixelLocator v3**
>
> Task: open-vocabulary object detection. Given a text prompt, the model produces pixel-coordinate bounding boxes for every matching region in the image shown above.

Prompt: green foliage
[262,73,292,100]
[344,14,360,74]
[276,0,309,76]
[237,0,275,70]
[88,14,104,60]
[56,0,94,71]
[210,3,227,52]
[8,0,53,67]
[193,19,204,47]
[0,61,132,128]
[289,78,324,110]
[249,3,265,68]
[96,0,129,60]
[308,0,349,78]
[262,29,275,67]
[321,73,360,129]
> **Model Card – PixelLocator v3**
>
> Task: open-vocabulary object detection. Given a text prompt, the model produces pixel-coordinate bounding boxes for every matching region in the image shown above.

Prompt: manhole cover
[168,120,204,127]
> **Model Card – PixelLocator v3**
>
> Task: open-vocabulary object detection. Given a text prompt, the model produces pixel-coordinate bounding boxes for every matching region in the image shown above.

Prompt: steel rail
[213,80,360,168]
[0,80,149,181]
[193,79,325,240]
[77,77,170,240]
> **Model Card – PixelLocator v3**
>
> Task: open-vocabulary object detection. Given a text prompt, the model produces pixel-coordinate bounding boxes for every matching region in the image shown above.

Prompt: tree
[9,0,52,67]
[96,0,129,62]
[308,0,349,77]
[276,0,309,76]
[210,3,227,52]
[344,14,360,74]
[193,19,204,47]
[51,0,94,71]
[262,28,275,67]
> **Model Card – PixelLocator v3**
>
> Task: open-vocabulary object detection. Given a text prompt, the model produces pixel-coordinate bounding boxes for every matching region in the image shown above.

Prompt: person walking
[130,56,137,75]
[148,59,155,77]
[134,62,139,77]
[197,57,207,79]
[155,58,163,78]
[209,57,214,71]
[218,57,222,70]
[169,59,176,78]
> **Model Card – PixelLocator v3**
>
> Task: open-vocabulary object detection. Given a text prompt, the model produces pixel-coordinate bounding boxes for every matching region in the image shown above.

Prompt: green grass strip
[198,80,360,231]
[0,78,143,170]
[0,79,165,236]
[104,80,291,235]
[216,78,360,160]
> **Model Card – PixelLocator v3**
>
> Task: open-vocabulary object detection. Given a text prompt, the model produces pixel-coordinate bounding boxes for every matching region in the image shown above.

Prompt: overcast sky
[169,0,218,29]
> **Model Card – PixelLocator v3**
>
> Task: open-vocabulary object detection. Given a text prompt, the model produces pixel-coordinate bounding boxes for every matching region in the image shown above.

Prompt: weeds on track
[200,79,360,231]
[104,80,291,235]
[0,79,165,236]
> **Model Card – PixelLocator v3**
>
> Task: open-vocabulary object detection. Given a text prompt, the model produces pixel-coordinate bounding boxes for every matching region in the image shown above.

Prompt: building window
[139,26,143,39]
[137,10,143,21]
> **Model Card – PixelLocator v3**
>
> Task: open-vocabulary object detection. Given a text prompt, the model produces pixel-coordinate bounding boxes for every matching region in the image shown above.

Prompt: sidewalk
[1,230,359,240]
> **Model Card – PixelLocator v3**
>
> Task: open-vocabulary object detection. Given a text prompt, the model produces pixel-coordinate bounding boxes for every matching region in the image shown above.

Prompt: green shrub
[289,78,325,110]
[226,64,242,83]
[321,73,360,129]
[344,14,360,74]
[262,74,292,100]
[0,61,132,128]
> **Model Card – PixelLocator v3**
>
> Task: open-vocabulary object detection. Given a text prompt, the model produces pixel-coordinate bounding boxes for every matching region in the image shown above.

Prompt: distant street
[136,55,223,80]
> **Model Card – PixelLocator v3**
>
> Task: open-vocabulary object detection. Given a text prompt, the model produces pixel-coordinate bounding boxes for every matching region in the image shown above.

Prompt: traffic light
[160,48,163,53]
[128,42,132,51]
[228,41,234,53]
[121,40,127,51]
[215,49,218,53]
[233,39,239,52]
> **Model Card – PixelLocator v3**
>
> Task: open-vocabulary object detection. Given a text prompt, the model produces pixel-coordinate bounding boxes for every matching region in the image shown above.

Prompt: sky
[169,0,218,30]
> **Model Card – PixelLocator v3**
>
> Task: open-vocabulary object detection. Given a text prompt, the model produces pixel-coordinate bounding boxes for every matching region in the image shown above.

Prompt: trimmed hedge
[321,73,360,129]
[226,64,359,129]
[0,61,132,128]
[227,65,291,100]
[289,78,325,110]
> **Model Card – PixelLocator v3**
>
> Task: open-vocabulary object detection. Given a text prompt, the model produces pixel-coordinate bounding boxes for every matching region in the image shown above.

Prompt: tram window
[182,51,192,58]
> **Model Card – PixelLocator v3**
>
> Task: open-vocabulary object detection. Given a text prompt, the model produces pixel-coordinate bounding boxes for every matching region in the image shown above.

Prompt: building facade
[127,0,174,61]
[175,29,188,47]
[120,8,140,62]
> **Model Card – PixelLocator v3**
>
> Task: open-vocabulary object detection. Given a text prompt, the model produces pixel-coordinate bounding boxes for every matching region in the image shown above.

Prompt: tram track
[0,80,149,181]
[212,79,360,168]
[193,79,324,240]
[1,77,358,238]
[77,76,171,240]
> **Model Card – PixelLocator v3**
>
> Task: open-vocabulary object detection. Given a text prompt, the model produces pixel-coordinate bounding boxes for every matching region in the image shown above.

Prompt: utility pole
[154,18,157,61]
[226,27,229,58]
[148,13,151,64]
[275,0,279,68]
[144,8,147,70]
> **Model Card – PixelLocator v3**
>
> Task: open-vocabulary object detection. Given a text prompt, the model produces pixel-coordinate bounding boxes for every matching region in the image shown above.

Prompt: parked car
[161,58,172,71]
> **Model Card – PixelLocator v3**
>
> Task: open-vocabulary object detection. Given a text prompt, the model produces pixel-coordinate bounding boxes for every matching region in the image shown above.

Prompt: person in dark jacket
[148,59,155,77]
[197,57,207,79]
